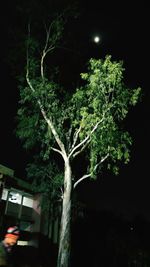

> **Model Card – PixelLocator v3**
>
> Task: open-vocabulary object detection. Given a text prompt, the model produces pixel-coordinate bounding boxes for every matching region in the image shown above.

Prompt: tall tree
[16,14,141,267]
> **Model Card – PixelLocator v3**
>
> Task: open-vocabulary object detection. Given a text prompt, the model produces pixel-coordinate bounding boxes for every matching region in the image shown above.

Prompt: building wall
[0,164,60,247]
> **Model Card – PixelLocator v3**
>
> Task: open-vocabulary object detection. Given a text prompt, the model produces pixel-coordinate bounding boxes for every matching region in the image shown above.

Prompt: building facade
[0,164,60,248]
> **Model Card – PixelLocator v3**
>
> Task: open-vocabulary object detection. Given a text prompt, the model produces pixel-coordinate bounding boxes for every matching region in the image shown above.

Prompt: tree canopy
[14,13,141,266]
[16,51,141,185]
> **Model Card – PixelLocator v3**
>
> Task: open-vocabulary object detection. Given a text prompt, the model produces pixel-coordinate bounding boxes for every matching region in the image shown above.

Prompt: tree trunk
[57,158,72,267]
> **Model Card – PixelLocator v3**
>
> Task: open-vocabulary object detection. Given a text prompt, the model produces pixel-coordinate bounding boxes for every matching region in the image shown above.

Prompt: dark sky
[0,1,149,220]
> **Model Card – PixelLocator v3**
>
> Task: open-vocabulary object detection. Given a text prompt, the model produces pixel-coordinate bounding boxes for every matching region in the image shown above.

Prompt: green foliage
[16,15,141,191]
[26,160,64,209]
[16,78,72,154]
[70,55,141,176]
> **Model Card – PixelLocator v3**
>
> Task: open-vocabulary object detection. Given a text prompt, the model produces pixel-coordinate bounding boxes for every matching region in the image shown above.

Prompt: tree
[16,15,141,267]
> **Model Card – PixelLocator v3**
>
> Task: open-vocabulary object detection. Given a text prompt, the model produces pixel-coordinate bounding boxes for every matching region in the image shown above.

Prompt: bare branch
[70,125,82,152]
[66,126,73,152]
[72,139,91,158]
[98,153,109,164]
[40,14,64,79]
[51,147,63,156]
[73,153,109,189]
[69,119,104,159]
[41,21,56,79]
[73,174,91,189]
[41,46,55,79]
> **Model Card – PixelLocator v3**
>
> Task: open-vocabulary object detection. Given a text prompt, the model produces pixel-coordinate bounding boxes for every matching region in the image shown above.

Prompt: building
[0,164,60,248]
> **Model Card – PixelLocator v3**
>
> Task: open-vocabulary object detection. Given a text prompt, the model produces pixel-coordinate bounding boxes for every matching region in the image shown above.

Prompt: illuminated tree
[16,15,141,267]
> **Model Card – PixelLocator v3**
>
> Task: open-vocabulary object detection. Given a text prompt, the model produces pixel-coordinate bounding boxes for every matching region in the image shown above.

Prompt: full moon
[93,36,100,43]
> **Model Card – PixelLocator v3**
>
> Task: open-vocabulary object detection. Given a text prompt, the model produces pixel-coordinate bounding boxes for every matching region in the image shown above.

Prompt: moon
[93,35,100,43]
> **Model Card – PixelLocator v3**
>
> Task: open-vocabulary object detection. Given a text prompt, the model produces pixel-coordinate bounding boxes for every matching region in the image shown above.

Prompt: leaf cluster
[70,56,141,176]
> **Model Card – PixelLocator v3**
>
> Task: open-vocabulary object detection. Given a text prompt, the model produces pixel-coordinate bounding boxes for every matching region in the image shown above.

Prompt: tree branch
[41,47,55,79]
[40,21,57,79]
[51,147,63,156]
[26,64,66,158]
[72,139,91,158]
[66,125,73,152]
[69,119,104,159]
[73,174,91,189]
[26,21,68,160]
[73,153,109,189]
[70,125,82,152]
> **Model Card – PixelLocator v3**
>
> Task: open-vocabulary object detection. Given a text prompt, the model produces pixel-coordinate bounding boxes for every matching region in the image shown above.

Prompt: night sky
[0,1,149,220]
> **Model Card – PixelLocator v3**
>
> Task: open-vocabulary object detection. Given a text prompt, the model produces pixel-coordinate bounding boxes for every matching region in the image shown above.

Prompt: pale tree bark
[57,157,72,267]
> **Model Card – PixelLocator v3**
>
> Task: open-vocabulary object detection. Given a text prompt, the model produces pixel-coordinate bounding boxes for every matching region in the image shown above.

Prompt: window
[3,189,34,221]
